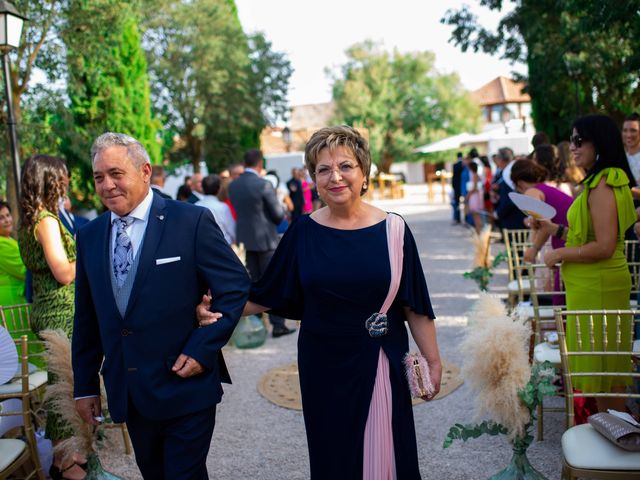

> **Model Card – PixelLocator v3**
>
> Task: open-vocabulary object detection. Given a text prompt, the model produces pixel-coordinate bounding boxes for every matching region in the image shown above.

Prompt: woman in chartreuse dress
[534,114,636,414]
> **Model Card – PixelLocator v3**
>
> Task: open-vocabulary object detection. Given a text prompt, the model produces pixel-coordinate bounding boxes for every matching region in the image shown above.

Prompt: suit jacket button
[121,329,129,336]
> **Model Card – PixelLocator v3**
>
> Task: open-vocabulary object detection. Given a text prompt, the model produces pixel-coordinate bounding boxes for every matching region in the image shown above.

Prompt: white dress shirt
[109,188,154,258]
[627,151,640,185]
[196,195,236,244]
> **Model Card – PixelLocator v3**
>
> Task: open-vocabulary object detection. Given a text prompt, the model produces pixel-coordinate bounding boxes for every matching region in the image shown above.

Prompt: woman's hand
[544,249,562,268]
[528,217,556,236]
[422,359,442,402]
[523,246,539,264]
[196,293,223,326]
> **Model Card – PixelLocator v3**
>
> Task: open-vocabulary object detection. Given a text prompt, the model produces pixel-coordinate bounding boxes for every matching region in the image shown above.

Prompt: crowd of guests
[452,112,640,420]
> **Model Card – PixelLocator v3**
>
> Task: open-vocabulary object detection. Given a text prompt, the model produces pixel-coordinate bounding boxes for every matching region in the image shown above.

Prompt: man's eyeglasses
[569,134,585,148]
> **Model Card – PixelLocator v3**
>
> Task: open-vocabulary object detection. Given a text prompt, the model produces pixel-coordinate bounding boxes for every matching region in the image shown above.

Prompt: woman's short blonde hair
[304,125,371,195]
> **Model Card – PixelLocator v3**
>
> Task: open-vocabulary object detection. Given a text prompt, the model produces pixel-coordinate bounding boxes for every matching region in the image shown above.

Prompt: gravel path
[99,186,565,479]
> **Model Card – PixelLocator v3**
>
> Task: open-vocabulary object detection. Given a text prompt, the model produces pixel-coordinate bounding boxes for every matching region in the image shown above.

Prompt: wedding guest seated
[0,200,26,306]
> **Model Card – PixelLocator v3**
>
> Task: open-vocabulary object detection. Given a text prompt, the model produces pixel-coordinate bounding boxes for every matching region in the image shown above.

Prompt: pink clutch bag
[403,352,435,399]
[380,215,435,399]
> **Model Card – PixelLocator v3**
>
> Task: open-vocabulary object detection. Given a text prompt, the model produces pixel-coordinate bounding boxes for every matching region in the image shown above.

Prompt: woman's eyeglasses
[569,134,585,147]
[315,163,359,179]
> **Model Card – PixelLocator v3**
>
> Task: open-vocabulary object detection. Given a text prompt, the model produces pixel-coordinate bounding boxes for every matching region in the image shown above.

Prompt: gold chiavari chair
[524,262,565,441]
[555,308,640,479]
[1,304,133,455]
[503,229,532,306]
[0,336,46,480]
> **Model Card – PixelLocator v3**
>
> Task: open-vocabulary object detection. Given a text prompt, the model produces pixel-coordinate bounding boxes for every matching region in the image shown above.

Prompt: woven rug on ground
[257,361,463,410]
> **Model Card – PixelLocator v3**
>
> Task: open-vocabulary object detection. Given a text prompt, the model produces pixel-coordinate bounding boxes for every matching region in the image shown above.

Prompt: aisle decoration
[463,226,506,291]
[443,294,556,479]
[41,329,124,480]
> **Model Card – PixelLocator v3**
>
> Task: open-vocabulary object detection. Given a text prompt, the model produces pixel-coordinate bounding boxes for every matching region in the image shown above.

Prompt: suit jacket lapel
[124,193,167,318]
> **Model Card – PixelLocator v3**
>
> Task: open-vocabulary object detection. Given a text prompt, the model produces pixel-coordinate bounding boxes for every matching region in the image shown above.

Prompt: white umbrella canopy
[414,133,473,154]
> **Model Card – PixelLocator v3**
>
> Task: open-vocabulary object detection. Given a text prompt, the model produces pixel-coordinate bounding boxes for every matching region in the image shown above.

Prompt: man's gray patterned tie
[113,216,134,288]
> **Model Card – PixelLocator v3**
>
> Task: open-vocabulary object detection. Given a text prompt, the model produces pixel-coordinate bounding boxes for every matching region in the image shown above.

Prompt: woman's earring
[362,182,368,190]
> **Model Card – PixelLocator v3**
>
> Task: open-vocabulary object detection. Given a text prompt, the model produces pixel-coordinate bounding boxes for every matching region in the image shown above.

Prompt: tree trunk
[380,150,394,174]
[184,125,201,174]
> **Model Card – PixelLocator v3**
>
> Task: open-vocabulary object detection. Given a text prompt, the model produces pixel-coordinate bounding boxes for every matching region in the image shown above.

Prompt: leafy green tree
[144,0,292,173]
[59,0,160,207]
[331,40,480,172]
[0,1,65,210]
[441,0,640,142]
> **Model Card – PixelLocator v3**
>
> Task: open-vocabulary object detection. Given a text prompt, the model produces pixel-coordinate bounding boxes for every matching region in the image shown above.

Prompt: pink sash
[364,215,405,337]
[363,214,404,480]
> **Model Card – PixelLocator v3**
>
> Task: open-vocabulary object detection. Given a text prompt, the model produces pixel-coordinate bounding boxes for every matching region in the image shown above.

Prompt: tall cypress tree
[59,1,160,207]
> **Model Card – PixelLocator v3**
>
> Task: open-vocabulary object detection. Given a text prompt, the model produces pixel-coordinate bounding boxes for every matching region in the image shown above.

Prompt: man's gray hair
[91,132,150,167]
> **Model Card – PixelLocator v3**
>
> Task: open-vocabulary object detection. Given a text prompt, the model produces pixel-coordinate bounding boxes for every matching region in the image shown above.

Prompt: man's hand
[196,293,222,326]
[172,354,205,378]
[76,397,102,426]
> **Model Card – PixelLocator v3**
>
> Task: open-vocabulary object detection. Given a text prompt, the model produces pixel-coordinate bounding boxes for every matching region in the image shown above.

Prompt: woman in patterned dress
[18,154,86,479]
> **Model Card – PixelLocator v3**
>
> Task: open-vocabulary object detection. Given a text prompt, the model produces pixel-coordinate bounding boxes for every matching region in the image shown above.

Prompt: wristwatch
[555,224,565,239]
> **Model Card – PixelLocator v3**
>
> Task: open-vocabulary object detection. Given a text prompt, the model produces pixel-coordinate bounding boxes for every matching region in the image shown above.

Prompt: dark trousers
[451,193,461,223]
[126,399,217,480]
[245,250,285,328]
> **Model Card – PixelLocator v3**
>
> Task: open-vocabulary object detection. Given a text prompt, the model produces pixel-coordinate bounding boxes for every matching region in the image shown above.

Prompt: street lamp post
[0,1,25,199]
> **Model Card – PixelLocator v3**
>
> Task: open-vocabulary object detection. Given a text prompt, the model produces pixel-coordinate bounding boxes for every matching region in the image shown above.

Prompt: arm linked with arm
[181,209,251,369]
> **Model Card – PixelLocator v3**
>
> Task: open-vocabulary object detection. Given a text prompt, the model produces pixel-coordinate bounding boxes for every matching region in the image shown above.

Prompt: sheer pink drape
[362,215,404,479]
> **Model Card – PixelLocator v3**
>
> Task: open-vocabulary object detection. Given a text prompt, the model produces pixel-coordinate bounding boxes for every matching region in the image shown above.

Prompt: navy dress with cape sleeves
[251,214,435,479]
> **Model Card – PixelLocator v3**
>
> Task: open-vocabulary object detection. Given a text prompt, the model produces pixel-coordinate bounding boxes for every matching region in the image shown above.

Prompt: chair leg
[536,402,544,441]
[121,423,132,455]
[24,423,45,480]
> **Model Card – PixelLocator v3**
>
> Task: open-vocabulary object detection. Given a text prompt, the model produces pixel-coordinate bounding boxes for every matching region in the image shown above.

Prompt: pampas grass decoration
[462,293,531,440]
[40,329,94,460]
[471,226,493,269]
[466,292,507,327]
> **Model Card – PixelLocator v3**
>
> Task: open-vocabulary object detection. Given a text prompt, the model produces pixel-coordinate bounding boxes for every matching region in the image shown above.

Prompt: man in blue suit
[72,132,250,479]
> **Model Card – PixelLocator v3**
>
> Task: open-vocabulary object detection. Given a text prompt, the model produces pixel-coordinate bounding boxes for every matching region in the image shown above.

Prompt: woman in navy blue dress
[201,126,441,479]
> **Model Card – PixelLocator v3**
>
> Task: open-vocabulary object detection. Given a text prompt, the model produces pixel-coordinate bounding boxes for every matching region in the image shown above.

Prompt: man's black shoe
[272,326,296,338]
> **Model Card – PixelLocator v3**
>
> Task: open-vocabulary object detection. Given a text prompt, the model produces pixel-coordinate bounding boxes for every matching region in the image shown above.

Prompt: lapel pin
[157,214,164,220]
